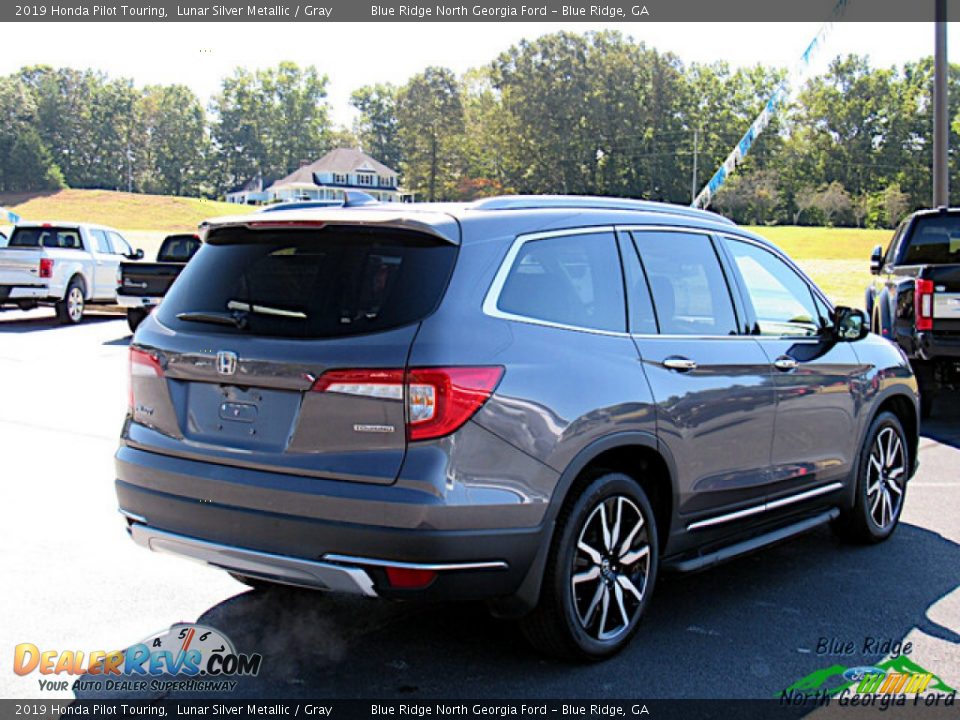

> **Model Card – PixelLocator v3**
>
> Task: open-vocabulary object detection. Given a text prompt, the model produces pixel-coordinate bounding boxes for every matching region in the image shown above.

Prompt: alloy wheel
[866,426,905,530]
[571,495,651,642]
[67,286,84,323]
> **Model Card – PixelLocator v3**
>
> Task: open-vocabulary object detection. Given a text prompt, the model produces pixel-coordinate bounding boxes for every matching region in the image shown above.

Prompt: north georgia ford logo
[14,624,261,692]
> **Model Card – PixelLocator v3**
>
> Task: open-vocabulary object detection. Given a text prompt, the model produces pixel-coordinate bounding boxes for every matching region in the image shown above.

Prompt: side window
[884,223,905,265]
[632,231,738,336]
[496,232,626,332]
[108,232,132,256]
[617,234,657,334]
[90,229,111,254]
[723,237,820,338]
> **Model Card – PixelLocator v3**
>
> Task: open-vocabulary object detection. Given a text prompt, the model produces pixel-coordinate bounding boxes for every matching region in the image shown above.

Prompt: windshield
[903,216,960,265]
[157,227,456,339]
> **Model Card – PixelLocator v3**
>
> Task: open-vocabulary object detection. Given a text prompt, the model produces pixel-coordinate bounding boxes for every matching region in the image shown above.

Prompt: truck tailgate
[0,249,44,285]
[119,262,184,298]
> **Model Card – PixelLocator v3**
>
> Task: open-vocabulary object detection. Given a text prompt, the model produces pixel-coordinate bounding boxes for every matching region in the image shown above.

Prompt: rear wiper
[176,310,248,329]
[227,300,307,320]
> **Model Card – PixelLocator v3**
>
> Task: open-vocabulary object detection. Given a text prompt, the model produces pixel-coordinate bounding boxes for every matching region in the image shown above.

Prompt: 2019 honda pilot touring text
[115,196,920,660]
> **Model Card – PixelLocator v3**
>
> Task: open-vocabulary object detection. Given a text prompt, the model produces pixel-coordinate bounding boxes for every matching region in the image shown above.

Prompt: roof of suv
[200,195,739,246]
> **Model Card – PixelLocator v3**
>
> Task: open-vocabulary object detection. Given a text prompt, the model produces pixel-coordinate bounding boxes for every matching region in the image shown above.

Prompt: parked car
[866,207,960,418]
[0,222,142,324]
[116,196,919,660]
[118,233,202,332]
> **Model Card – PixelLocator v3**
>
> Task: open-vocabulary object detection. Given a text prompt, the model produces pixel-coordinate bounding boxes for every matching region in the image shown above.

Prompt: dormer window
[357,173,374,186]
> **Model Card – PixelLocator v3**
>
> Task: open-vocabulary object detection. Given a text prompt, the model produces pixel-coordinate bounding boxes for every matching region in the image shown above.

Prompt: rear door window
[495,231,626,333]
[157,227,457,339]
[90,229,111,254]
[631,231,739,336]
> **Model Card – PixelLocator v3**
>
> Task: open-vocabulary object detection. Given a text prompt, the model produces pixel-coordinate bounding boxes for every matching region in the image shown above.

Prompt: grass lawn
[0,190,891,311]
[0,189,240,232]
[745,225,893,309]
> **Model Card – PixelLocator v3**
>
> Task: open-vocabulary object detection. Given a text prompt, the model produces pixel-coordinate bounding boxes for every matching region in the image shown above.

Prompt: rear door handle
[773,356,799,372]
[663,356,698,372]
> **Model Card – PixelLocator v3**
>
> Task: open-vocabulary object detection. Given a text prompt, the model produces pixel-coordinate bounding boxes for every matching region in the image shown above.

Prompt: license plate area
[934,293,960,320]
[184,382,300,451]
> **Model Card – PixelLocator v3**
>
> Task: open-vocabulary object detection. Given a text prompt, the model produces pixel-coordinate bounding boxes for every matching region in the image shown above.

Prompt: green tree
[210,62,331,192]
[351,83,402,171]
[138,85,208,196]
[396,66,464,201]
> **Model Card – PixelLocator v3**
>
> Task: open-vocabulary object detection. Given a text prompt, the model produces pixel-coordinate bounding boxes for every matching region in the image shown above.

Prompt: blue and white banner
[1,207,22,224]
[692,0,850,209]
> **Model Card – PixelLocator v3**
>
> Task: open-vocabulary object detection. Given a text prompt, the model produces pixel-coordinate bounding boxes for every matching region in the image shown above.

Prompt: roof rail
[470,195,736,225]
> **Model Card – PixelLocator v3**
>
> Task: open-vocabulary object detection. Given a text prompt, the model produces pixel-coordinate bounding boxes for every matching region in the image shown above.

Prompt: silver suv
[116,196,919,660]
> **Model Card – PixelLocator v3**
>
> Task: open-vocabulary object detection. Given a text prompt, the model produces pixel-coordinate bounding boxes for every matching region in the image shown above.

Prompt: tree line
[2,30,959,227]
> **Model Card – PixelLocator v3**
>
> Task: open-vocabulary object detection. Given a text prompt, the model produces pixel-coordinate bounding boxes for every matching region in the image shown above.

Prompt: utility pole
[933,0,949,207]
[691,127,699,204]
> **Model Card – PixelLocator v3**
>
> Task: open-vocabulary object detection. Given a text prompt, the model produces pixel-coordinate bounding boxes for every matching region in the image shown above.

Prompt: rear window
[158,235,201,263]
[157,227,457,339]
[903,217,960,265]
[9,227,83,250]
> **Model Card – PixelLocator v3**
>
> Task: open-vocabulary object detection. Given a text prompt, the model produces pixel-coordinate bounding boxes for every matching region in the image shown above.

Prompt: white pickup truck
[0,222,143,324]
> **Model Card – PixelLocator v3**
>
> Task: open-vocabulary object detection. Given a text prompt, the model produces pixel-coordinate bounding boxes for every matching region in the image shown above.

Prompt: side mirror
[834,306,870,342]
[869,245,884,275]
[131,248,144,260]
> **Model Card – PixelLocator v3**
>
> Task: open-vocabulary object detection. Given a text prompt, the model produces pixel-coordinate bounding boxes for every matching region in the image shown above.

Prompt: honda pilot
[116,196,919,660]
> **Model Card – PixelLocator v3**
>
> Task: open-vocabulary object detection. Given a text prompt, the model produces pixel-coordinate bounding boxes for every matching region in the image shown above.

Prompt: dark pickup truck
[117,233,201,332]
[866,207,960,417]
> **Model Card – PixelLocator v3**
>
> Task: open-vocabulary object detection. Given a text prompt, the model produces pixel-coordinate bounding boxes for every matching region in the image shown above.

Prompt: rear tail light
[915,278,934,331]
[405,367,504,441]
[128,347,163,412]
[39,258,54,279]
[312,366,503,441]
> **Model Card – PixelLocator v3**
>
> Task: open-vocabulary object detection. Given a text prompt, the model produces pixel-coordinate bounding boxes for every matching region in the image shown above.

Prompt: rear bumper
[117,293,161,309]
[115,444,545,601]
[915,331,960,361]
[0,284,52,302]
[128,522,378,595]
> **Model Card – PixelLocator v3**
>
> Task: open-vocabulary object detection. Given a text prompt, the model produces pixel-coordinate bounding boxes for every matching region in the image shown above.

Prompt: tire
[833,411,909,544]
[55,278,86,325]
[127,308,148,333]
[521,473,658,661]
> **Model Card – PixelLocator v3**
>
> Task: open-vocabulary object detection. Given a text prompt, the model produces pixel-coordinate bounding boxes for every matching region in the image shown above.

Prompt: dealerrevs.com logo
[14,624,261,694]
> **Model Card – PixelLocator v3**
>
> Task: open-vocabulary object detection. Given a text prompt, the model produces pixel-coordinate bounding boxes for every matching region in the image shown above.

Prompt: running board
[663,508,840,573]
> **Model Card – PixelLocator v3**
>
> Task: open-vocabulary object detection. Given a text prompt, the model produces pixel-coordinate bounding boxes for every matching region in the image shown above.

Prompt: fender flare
[874,290,894,340]
[489,430,675,618]
[845,385,920,508]
[864,286,875,319]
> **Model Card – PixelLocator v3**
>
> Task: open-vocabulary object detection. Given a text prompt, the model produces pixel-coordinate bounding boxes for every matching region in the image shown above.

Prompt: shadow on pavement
[0,313,121,333]
[922,393,960,449]
[102,335,132,346]
[76,522,960,700]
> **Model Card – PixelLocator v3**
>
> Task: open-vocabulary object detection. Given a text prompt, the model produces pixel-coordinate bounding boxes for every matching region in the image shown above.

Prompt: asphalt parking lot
[1,308,958,700]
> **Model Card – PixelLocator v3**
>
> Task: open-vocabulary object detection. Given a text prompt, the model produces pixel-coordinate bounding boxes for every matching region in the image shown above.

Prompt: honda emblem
[216,351,238,376]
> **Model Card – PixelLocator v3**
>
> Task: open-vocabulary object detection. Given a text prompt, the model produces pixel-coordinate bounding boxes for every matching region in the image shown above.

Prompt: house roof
[268,148,397,190]
[226,173,273,195]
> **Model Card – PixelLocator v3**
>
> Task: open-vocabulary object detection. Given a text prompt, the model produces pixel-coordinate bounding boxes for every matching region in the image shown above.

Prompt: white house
[225,148,406,205]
